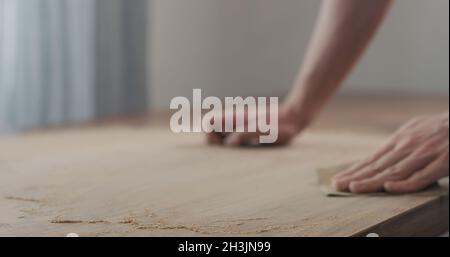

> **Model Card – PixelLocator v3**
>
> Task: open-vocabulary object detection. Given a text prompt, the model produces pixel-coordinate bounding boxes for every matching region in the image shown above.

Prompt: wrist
[280,100,314,133]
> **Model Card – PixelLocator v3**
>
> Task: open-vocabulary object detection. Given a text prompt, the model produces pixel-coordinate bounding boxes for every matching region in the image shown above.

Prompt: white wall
[148,0,449,110]
[348,0,449,96]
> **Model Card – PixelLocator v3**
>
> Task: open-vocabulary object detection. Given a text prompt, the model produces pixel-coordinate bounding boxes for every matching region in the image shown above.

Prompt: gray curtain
[0,0,148,133]
[96,0,148,118]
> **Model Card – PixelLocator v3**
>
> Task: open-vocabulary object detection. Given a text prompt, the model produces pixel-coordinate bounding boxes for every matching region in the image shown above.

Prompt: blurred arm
[205,0,394,146]
[286,0,394,129]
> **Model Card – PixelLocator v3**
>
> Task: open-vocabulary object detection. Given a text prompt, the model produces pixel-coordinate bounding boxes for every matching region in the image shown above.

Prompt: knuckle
[394,143,418,155]
[399,137,417,148]
[366,163,381,173]
[415,145,435,156]
[388,167,405,179]
[412,152,436,164]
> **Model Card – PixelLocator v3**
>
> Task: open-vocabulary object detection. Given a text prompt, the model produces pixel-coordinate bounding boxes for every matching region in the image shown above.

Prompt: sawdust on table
[4,196,45,204]
[50,216,111,225]
[49,210,303,235]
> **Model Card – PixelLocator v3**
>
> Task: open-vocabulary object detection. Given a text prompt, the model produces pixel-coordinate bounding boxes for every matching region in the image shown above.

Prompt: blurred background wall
[96,0,148,118]
[0,0,448,132]
[0,0,147,133]
[0,0,97,132]
[149,0,449,109]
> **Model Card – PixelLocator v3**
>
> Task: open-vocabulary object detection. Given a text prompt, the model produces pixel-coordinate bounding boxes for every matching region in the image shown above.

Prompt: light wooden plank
[0,125,447,237]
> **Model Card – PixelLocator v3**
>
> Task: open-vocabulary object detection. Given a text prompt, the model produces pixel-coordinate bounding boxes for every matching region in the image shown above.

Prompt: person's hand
[332,113,449,194]
[205,104,306,146]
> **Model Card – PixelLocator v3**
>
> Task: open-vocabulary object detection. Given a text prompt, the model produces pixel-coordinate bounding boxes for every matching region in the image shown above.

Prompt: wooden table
[0,96,448,237]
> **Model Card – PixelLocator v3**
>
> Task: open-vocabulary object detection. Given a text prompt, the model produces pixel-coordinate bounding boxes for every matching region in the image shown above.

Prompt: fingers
[384,151,449,194]
[204,109,258,146]
[334,136,447,193]
[206,132,224,145]
[348,151,437,193]
[333,141,395,180]
[332,113,448,194]
[383,173,433,194]
[223,131,259,146]
[333,144,405,191]
[273,125,298,146]
[221,124,298,147]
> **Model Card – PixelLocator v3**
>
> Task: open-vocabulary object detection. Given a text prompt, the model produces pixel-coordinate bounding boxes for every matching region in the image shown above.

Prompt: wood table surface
[0,96,448,237]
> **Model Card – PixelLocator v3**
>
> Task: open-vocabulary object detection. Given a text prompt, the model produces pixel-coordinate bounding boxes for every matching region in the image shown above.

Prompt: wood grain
[0,97,448,237]
[0,126,448,237]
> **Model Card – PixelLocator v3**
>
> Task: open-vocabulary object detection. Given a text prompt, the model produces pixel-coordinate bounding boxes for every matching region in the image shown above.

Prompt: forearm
[285,0,394,128]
